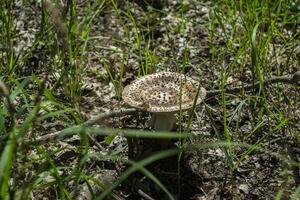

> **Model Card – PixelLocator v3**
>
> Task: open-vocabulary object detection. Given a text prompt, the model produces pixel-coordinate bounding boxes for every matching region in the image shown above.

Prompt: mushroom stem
[150,113,177,131]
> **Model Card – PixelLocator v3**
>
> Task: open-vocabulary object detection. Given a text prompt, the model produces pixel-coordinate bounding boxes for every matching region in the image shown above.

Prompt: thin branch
[26,71,300,144]
[87,134,106,151]
[84,108,137,126]
[206,71,300,97]
[137,189,156,200]
[28,108,137,143]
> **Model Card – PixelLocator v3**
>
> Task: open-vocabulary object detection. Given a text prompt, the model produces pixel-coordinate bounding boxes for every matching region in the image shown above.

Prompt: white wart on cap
[122,72,206,113]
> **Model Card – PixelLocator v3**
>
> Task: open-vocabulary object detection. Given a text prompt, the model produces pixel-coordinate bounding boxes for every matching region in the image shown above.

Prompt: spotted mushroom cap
[122,72,206,113]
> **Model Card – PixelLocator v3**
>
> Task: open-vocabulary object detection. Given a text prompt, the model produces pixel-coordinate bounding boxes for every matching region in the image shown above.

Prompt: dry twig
[207,71,300,97]
[29,108,137,143]
[137,189,156,200]
[27,71,300,144]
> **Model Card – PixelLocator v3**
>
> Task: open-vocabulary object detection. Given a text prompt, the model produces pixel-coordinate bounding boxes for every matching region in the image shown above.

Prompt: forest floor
[1,0,300,199]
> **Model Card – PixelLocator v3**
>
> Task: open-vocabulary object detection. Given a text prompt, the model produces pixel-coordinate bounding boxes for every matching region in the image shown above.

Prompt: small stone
[200,7,210,15]
[238,184,250,194]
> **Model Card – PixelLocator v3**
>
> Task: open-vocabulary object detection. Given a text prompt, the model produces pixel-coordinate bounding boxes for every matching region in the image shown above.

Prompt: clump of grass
[205,1,299,196]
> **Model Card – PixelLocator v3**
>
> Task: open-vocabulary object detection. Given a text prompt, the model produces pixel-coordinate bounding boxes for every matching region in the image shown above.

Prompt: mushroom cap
[122,72,206,113]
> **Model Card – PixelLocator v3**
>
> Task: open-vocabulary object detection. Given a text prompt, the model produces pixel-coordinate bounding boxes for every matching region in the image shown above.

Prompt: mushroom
[122,72,206,131]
